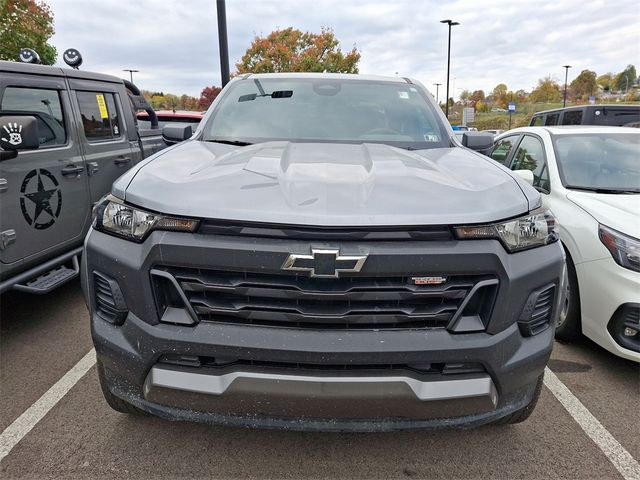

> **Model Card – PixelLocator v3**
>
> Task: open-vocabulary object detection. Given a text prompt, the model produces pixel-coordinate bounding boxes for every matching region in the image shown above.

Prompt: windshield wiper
[206,139,253,146]
[566,185,640,194]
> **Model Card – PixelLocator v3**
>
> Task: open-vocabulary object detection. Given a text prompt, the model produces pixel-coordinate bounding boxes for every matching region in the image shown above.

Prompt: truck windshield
[552,132,640,193]
[202,77,449,150]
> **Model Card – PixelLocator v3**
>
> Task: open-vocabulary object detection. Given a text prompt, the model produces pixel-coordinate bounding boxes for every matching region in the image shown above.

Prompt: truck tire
[493,374,543,425]
[555,252,581,342]
[97,360,148,416]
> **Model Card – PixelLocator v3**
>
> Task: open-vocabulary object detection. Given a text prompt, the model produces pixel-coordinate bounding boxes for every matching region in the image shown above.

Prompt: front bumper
[84,228,564,430]
[576,257,640,362]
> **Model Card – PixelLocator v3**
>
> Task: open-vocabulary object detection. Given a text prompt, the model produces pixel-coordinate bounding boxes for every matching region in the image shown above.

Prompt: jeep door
[68,79,135,203]
[0,75,91,264]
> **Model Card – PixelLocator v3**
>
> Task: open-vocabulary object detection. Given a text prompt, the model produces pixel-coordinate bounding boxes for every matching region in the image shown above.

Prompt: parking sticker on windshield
[398,91,410,99]
[96,94,108,119]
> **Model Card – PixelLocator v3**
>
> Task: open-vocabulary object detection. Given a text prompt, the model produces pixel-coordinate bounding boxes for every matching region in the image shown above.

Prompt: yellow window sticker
[96,94,108,119]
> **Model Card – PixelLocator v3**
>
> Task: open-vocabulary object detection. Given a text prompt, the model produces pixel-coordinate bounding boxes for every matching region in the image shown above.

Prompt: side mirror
[0,116,39,151]
[162,125,193,145]
[513,169,534,185]
[461,132,494,152]
[0,150,18,161]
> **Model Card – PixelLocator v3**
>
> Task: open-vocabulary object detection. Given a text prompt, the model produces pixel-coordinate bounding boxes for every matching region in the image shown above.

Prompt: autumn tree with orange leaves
[235,27,360,74]
[0,0,57,64]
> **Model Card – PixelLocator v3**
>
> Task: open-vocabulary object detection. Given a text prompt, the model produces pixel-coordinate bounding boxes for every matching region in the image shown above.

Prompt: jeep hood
[567,191,640,238]
[116,141,534,226]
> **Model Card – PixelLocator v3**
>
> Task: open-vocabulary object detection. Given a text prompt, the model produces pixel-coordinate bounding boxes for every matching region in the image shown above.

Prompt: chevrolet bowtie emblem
[281,249,367,278]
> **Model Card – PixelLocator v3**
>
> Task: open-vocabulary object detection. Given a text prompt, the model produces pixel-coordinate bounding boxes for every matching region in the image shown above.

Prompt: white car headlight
[599,224,640,272]
[454,209,559,252]
[94,195,198,242]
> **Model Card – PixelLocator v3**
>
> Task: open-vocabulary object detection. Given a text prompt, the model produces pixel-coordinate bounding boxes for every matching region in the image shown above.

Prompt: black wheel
[493,374,543,425]
[555,251,581,342]
[97,360,148,416]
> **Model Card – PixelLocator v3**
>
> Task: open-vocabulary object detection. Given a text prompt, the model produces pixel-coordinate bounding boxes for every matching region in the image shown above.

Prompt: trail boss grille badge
[281,249,367,278]
[412,276,447,285]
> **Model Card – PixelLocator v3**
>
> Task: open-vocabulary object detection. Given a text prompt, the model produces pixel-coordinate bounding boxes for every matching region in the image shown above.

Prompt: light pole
[562,65,571,107]
[123,69,139,83]
[433,83,441,105]
[216,0,230,87]
[624,75,629,94]
[440,19,459,119]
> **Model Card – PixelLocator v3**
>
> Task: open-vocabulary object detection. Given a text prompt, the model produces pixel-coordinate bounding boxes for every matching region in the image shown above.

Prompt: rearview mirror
[0,116,39,151]
[513,169,534,185]
[162,125,193,145]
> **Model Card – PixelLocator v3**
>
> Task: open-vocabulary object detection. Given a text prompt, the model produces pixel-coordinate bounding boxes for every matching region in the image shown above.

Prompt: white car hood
[567,191,640,238]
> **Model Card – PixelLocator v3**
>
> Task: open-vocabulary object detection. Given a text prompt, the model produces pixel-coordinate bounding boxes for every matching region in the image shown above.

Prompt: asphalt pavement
[1,278,638,479]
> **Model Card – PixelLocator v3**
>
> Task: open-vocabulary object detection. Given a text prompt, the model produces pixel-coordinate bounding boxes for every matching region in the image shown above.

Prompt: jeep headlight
[93,195,198,242]
[599,224,640,272]
[454,209,559,252]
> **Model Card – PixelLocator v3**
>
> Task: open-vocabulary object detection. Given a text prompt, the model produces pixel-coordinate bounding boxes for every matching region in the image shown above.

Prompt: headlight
[93,195,198,242]
[599,225,640,272]
[454,209,559,252]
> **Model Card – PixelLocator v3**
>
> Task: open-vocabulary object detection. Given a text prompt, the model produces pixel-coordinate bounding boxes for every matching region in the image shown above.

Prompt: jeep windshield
[202,77,449,150]
[552,132,640,193]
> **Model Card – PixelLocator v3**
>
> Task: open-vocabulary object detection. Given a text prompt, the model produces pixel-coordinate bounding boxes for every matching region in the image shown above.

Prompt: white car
[489,126,639,362]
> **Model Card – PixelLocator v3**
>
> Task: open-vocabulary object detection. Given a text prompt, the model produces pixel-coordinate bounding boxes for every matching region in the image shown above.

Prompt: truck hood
[567,191,640,238]
[118,140,532,226]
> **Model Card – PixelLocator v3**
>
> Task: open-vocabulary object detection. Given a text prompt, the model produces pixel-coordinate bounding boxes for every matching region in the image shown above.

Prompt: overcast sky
[46,0,639,98]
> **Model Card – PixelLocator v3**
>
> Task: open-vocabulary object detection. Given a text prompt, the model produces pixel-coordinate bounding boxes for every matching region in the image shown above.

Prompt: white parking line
[0,348,96,463]
[544,367,640,480]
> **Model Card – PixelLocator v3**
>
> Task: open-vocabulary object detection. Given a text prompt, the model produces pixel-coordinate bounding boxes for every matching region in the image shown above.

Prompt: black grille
[93,272,127,325]
[519,285,555,336]
[625,308,640,324]
[152,267,496,330]
[158,354,486,375]
[198,221,453,241]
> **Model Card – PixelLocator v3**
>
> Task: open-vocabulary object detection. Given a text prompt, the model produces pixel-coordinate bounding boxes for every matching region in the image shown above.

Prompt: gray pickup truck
[83,73,565,431]
[0,60,167,294]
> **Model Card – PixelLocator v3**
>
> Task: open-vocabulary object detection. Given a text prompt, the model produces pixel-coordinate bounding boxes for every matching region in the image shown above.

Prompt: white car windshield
[202,77,449,150]
[552,132,640,193]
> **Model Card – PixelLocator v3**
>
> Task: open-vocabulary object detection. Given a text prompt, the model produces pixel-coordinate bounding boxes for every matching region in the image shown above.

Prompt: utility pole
[216,0,230,87]
[440,19,459,119]
[123,69,139,83]
[562,65,571,107]
[433,83,441,105]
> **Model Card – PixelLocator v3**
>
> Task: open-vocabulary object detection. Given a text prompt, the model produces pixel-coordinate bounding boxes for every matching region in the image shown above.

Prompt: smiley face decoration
[63,48,83,69]
[19,48,41,64]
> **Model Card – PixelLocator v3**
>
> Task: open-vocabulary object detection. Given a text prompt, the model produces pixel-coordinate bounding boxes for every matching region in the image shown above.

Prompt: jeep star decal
[19,169,62,230]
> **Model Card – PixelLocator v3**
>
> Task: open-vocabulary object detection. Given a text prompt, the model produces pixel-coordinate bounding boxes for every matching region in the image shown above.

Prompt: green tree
[570,69,597,100]
[529,76,562,103]
[491,83,508,108]
[475,100,489,113]
[235,27,360,74]
[614,65,637,92]
[0,0,57,65]
[180,94,199,111]
[597,72,614,92]
[469,89,485,106]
